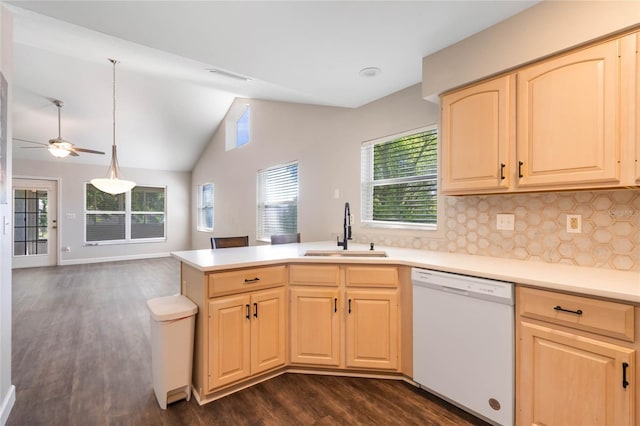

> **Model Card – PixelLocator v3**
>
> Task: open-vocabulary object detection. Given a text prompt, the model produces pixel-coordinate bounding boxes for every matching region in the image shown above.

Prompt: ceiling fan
[14,100,105,158]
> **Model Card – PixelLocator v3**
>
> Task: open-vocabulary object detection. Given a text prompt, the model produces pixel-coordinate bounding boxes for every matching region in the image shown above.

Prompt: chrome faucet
[337,202,352,250]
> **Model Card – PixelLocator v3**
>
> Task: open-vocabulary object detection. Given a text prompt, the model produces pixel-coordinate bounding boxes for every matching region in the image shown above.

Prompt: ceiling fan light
[48,146,71,158]
[90,177,136,195]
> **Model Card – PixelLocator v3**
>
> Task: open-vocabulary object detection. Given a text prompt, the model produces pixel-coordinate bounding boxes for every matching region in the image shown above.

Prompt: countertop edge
[171,242,640,304]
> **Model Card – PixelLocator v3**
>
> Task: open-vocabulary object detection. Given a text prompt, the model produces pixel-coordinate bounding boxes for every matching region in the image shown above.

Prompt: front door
[12,178,58,268]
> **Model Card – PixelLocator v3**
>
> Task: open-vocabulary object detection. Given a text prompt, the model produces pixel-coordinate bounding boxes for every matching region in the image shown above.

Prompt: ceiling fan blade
[69,151,79,157]
[13,137,48,146]
[73,147,105,155]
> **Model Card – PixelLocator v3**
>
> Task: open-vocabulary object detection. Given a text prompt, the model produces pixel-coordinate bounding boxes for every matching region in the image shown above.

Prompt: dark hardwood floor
[9,257,488,426]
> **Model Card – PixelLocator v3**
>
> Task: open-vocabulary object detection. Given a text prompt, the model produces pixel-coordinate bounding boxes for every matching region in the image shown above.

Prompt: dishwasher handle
[440,285,469,296]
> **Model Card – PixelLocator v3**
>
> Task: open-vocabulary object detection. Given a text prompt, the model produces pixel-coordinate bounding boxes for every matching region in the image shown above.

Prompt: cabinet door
[290,287,340,366]
[636,33,640,184]
[516,39,621,188]
[519,321,635,426]
[208,294,251,390]
[250,287,286,375]
[345,289,399,370]
[441,75,513,194]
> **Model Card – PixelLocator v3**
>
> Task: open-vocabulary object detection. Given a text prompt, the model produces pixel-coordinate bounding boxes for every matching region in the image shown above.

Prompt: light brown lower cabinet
[289,264,401,372]
[345,289,399,370]
[208,287,286,390]
[290,287,341,366]
[517,286,637,426]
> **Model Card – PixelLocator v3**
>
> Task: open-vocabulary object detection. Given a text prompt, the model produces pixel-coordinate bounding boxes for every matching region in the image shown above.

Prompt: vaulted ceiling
[8,1,537,171]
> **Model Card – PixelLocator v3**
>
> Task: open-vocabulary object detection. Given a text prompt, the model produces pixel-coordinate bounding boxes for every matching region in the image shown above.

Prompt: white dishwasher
[412,268,514,426]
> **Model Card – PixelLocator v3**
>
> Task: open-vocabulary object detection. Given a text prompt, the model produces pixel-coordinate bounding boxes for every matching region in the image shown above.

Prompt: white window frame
[225,103,250,151]
[256,161,299,242]
[84,183,167,245]
[360,125,439,231]
[197,183,214,232]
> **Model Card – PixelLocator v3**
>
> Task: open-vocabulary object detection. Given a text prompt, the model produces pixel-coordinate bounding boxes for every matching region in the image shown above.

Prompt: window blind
[257,162,298,241]
[361,127,438,228]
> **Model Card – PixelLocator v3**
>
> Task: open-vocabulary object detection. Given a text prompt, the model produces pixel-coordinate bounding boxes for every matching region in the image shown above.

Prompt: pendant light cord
[108,58,120,179]
[111,58,118,148]
[57,103,61,138]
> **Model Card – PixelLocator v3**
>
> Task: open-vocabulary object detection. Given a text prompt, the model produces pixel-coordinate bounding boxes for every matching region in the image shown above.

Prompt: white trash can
[147,294,198,409]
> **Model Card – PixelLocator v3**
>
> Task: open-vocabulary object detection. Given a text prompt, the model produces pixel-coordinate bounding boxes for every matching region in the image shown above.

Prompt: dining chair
[270,233,301,245]
[211,235,249,249]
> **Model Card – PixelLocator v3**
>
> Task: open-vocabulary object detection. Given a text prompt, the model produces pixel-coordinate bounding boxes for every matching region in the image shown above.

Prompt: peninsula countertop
[171,241,640,304]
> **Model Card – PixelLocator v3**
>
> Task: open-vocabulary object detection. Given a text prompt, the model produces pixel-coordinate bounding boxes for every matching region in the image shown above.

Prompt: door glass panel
[13,189,48,256]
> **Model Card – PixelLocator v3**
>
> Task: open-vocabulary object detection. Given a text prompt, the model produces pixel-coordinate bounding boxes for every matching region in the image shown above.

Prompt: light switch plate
[496,214,515,231]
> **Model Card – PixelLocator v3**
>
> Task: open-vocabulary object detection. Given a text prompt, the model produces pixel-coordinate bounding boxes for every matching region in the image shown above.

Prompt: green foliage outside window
[86,185,125,211]
[132,187,165,212]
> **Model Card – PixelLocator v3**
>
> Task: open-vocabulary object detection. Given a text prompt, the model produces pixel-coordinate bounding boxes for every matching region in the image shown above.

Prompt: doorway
[12,178,58,268]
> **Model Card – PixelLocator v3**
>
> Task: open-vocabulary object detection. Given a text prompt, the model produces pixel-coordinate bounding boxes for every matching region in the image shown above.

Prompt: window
[131,187,165,239]
[225,103,250,151]
[13,189,49,256]
[197,183,214,232]
[361,126,438,230]
[85,184,166,243]
[236,107,250,147]
[257,162,298,241]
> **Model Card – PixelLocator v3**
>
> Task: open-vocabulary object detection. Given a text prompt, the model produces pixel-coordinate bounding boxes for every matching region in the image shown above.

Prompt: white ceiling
[7,1,538,172]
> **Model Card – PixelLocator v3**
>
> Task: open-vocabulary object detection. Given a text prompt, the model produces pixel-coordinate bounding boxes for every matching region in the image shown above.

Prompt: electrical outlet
[496,214,515,231]
[566,214,582,233]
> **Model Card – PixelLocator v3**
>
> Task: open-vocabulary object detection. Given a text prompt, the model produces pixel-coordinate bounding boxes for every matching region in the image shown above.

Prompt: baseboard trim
[194,368,412,406]
[0,385,16,426]
[59,252,172,266]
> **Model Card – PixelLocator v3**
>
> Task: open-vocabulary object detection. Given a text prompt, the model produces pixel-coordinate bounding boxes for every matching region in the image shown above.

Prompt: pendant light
[90,58,135,195]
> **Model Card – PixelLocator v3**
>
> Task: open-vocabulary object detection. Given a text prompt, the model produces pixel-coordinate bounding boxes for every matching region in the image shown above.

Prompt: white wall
[13,159,191,264]
[422,1,640,98]
[0,6,14,424]
[190,84,439,249]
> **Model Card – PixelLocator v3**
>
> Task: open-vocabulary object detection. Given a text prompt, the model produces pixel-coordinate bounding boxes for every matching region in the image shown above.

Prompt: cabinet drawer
[518,287,635,342]
[208,266,286,297]
[289,264,340,286]
[346,266,398,288]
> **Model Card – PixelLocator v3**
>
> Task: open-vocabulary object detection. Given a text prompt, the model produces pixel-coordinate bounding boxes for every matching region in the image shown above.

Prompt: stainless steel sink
[304,249,388,257]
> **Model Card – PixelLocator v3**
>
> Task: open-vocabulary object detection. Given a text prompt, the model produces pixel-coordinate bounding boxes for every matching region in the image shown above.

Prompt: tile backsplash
[356,189,639,271]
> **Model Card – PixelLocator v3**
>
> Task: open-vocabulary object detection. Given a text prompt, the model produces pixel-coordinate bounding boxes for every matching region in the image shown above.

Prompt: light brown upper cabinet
[440,31,638,195]
[441,75,514,194]
[516,38,621,188]
[636,32,640,184]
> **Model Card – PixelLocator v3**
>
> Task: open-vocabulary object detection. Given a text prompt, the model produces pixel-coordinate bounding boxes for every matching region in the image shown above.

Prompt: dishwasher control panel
[411,268,514,305]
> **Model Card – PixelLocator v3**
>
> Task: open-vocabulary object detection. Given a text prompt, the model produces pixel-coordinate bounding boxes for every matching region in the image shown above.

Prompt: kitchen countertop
[171,241,640,304]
